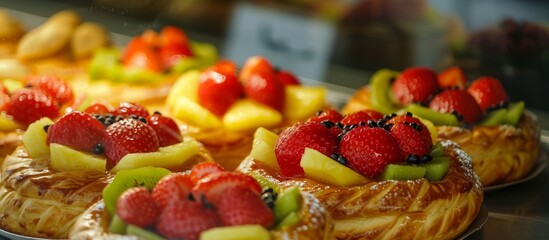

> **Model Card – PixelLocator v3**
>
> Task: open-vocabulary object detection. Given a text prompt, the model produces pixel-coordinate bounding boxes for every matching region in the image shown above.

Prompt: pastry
[70,163,333,240]
[0,103,211,238]
[166,56,327,170]
[238,112,483,239]
[341,66,541,186]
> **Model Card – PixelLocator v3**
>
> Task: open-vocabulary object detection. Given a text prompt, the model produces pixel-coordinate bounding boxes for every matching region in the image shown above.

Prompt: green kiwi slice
[406,104,460,126]
[503,101,525,126]
[126,224,166,240]
[370,69,400,114]
[274,187,302,223]
[249,171,280,194]
[103,167,171,215]
[108,214,127,234]
[423,157,450,181]
[275,211,300,230]
[429,142,445,157]
[479,108,508,126]
[381,164,426,181]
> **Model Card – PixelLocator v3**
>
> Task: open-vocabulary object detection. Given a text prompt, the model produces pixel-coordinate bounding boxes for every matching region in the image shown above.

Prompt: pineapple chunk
[250,127,279,170]
[300,148,368,186]
[111,139,201,173]
[416,116,438,144]
[284,85,326,120]
[0,112,23,131]
[200,225,270,240]
[222,99,282,132]
[22,117,53,158]
[50,143,106,172]
[2,78,24,94]
[167,70,201,106]
[171,97,221,129]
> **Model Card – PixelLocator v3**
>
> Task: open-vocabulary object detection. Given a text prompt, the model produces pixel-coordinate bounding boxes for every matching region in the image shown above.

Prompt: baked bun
[238,140,483,239]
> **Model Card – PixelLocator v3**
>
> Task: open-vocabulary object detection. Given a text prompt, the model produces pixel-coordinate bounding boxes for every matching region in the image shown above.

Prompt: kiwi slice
[381,164,426,181]
[108,214,127,234]
[275,211,300,229]
[503,101,525,126]
[479,108,508,126]
[103,167,171,215]
[423,157,450,182]
[249,171,280,194]
[406,104,460,126]
[429,142,445,157]
[274,187,302,223]
[126,224,165,240]
[370,69,400,114]
[89,48,120,81]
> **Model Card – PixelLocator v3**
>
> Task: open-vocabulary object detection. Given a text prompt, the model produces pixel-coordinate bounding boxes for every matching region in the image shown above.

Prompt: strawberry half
[216,186,274,228]
[389,122,431,161]
[275,69,300,86]
[146,113,182,147]
[47,111,106,153]
[198,66,242,116]
[159,42,193,69]
[192,171,262,205]
[339,127,403,178]
[307,109,343,124]
[438,66,467,89]
[25,75,74,105]
[122,37,162,72]
[392,67,439,105]
[341,110,383,125]
[7,88,60,126]
[275,122,338,177]
[189,162,225,185]
[152,173,194,209]
[467,77,508,111]
[112,102,150,118]
[243,70,285,111]
[160,26,190,47]
[104,118,160,169]
[116,187,159,228]
[429,89,482,123]
[156,201,220,240]
[84,103,111,115]
[386,114,432,145]
[239,56,273,83]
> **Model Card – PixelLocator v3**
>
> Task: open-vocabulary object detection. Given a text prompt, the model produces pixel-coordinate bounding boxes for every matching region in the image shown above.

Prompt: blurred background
[2,0,548,114]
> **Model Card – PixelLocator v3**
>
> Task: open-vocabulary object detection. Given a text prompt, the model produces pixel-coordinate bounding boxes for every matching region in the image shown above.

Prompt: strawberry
[104,118,160,169]
[122,37,148,61]
[275,69,300,85]
[7,88,60,126]
[193,171,262,205]
[275,122,338,177]
[341,110,383,125]
[116,187,159,228]
[146,113,181,147]
[243,70,285,111]
[47,111,106,153]
[156,201,220,240]
[467,77,508,111]
[160,26,190,47]
[122,37,162,72]
[198,67,242,116]
[429,89,482,123]
[152,173,194,209]
[386,114,432,145]
[239,56,273,83]
[438,66,467,89]
[389,122,431,160]
[141,29,160,47]
[159,42,193,69]
[392,67,439,105]
[25,75,74,105]
[339,127,403,178]
[189,162,225,184]
[307,109,343,123]
[84,103,111,115]
[211,60,237,74]
[112,102,150,118]
[216,186,274,228]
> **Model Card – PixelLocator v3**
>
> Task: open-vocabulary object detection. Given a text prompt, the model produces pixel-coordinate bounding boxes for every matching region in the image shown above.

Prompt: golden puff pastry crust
[0,130,21,159]
[69,193,333,240]
[238,140,483,240]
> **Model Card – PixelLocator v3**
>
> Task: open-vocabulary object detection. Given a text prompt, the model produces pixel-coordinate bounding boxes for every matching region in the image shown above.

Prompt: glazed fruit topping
[467,76,509,112]
[438,66,467,89]
[189,162,225,184]
[151,173,194,209]
[112,102,150,118]
[193,171,262,205]
[392,67,439,105]
[24,75,74,105]
[156,200,220,240]
[146,113,182,147]
[7,88,60,126]
[429,89,482,123]
[46,111,106,153]
[216,186,275,227]
[198,64,242,116]
[243,68,285,111]
[307,109,343,123]
[117,187,159,228]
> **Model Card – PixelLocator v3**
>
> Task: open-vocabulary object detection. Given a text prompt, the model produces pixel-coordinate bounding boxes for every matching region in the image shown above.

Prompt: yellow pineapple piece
[0,112,23,131]
[222,99,282,132]
[167,70,201,106]
[111,139,201,173]
[283,85,326,120]
[22,117,53,158]
[250,127,279,170]
[50,143,106,172]
[200,225,270,240]
[300,148,368,187]
[172,97,222,129]
[416,116,438,144]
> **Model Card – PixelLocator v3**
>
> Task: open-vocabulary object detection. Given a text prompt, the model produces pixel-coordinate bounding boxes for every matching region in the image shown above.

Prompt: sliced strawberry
[243,70,285,111]
[239,56,274,83]
[116,187,159,228]
[341,110,383,126]
[152,173,194,209]
[467,77,508,111]
[112,102,150,118]
[389,122,431,161]
[160,26,190,47]
[307,109,343,123]
[216,186,274,228]
[275,69,300,86]
[392,67,439,105]
[275,122,338,177]
[25,75,74,105]
[47,111,106,153]
[141,29,160,47]
[146,113,182,147]
[189,162,225,184]
[104,118,160,169]
[198,67,242,116]
[122,37,148,63]
[122,37,162,72]
[339,127,403,178]
[386,114,432,144]
[84,103,111,115]
[438,66,467,89]
[211,60,237,74]
[156,200,220,240]
[159,42,193,69]
[429,89,482,123]
[7,88,60,126]
[193,171,262,205]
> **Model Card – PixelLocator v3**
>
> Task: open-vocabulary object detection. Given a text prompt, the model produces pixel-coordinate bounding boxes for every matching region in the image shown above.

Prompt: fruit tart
[70,163,333,240]
[166,56,327,170]
[342,66,541,187]
[238,111,483,239]
[0,103,211,238]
